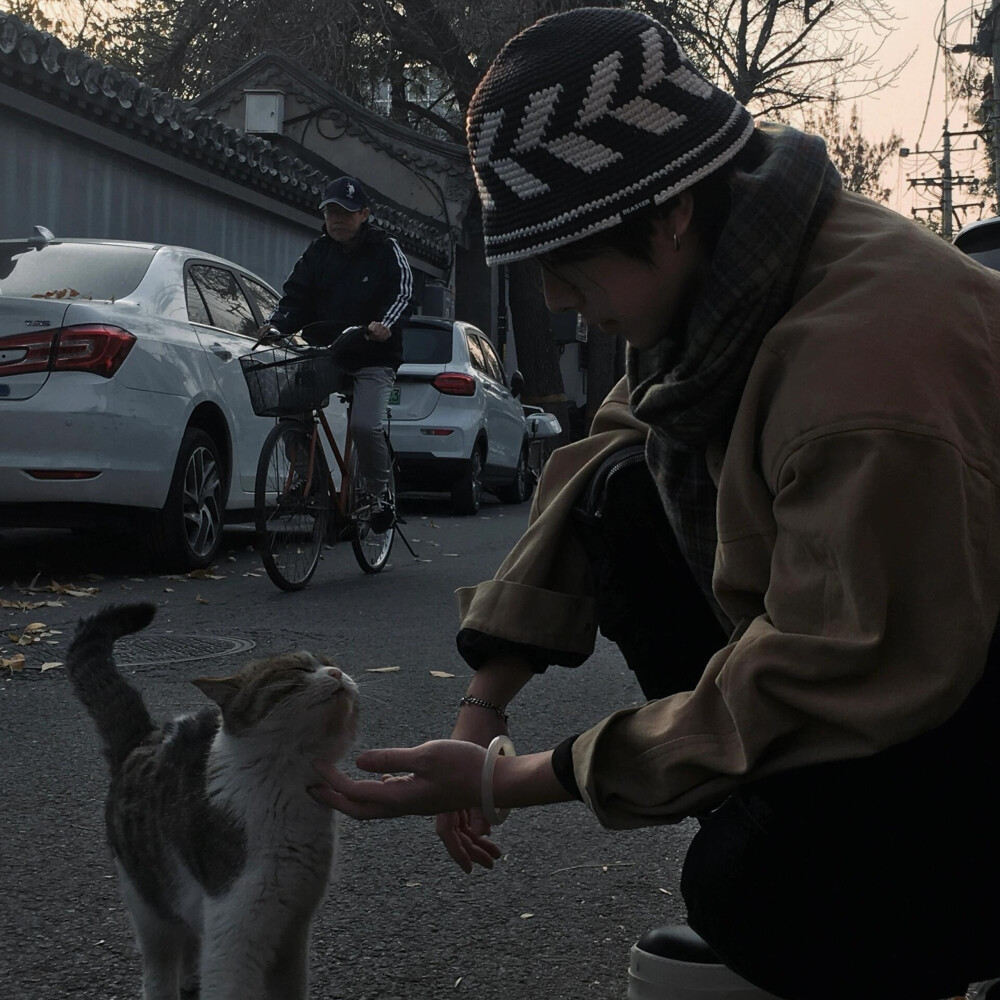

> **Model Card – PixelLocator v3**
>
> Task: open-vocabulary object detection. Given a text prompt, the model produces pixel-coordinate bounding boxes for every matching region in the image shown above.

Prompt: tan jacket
[460,190,1000,828]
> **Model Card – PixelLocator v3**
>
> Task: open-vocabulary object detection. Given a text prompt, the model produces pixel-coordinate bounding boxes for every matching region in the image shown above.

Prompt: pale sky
[852,0,993,221]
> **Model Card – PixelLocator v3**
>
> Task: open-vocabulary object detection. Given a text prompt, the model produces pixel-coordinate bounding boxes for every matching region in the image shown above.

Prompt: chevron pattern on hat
[467,8,754,264]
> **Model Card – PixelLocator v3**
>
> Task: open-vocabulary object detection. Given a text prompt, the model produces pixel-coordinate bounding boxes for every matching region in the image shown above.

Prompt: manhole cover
[116,633,256,668]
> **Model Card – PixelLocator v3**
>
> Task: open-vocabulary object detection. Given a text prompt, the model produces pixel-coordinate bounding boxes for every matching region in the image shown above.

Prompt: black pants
[683,695,1000,1000]
[574,451,1000,1000]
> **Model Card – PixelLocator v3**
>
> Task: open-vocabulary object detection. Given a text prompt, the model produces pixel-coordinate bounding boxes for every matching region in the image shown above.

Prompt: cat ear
[192,676,240,710]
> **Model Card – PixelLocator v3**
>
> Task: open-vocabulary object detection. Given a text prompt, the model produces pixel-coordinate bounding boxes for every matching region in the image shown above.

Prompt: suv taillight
[432,372,476,396]
[0,325,136,378]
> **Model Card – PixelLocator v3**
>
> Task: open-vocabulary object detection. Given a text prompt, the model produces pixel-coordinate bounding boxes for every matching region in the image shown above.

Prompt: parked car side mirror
[510,370,524,398]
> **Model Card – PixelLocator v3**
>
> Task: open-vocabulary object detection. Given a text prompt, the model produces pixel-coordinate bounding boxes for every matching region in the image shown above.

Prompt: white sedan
[0,229,345,569]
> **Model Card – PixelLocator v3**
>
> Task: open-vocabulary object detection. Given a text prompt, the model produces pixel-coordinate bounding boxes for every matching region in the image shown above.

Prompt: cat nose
[325,666,342,680]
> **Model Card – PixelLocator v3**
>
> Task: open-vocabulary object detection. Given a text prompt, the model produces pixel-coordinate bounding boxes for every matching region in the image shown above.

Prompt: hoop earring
[673,232,681,252]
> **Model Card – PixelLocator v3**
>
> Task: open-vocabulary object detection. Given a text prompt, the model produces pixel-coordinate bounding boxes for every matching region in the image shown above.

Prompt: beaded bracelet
[459,696,509,723]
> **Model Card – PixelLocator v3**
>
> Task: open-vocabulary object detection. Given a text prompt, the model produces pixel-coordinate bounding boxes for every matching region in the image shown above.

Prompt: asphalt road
[0,496,695,1000]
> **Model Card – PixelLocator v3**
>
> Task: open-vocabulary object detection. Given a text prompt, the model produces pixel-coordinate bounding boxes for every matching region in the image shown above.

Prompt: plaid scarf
[628,124,842,629]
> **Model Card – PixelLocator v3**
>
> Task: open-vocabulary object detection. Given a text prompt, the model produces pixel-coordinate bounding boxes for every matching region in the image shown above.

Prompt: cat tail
[65,602,158,774]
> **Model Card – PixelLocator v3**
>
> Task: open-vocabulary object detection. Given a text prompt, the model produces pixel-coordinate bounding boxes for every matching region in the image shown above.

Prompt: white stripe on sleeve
[382,239,413,328]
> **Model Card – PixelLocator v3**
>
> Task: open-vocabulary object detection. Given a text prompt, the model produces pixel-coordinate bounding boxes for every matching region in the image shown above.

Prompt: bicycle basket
[240,348,343,417]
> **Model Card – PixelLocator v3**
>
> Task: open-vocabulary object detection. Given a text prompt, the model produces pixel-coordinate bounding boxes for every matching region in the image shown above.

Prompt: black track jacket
[268,223,414,369]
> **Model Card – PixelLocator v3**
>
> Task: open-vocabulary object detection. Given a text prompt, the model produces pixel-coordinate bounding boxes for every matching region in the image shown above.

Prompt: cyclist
[262,175,413,532]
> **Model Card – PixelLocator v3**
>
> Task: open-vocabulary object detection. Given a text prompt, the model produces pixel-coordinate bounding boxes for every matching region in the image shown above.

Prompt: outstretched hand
[311,740,504,872]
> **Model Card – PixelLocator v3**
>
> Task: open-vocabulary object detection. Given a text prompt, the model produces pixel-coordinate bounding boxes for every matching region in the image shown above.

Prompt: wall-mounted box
[245,92,285,135]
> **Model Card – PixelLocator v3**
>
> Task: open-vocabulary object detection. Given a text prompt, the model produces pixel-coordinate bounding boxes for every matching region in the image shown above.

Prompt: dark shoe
[628,925,781,999]
[636,925,719,963]
[368,491,395,534]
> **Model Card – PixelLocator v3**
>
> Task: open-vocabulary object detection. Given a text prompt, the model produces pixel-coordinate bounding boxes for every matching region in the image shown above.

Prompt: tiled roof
[0,12,451,268]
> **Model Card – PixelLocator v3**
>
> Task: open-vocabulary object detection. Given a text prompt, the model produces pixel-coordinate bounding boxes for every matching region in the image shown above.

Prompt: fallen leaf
[195,595,209,604]
[1,653,26,672]
[443,553,459,558]
[188,568,224,581]
[658,888,673,895]
[25,622,48,632]
[404,881,421,887]
[0,599,48,611]
[520,913,534,919]
[429,670,455,678]
[454,977,463,987]
[43,580,99,597]
[164,588,174,593]
[40,661,63,671]
[367,666,401,673]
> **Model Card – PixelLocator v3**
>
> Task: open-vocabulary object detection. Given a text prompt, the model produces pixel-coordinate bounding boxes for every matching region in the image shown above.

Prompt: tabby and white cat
[65,602,359,1000]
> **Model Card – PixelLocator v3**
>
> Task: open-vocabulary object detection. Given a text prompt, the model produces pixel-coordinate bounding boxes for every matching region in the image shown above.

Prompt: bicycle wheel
[254,421,330,591]
[348,444,395,574]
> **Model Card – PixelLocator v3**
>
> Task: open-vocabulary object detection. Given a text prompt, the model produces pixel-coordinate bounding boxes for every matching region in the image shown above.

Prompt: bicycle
[239,327,401,591]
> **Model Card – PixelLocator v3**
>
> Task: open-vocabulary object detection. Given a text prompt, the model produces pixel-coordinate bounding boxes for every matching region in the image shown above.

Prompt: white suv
[388,317,531,514]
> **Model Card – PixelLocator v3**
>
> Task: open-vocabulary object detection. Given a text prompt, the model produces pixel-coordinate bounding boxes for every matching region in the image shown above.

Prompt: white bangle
[481,735,515,826]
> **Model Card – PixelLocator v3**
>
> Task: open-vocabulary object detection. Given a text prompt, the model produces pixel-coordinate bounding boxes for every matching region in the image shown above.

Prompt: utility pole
[942,119,954,238]
[902,124,981,236]
[903,0,988,235]
[953,0,1000,184]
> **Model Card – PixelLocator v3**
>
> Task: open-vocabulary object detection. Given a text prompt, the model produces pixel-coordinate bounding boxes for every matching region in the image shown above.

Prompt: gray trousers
[349,366,394,495]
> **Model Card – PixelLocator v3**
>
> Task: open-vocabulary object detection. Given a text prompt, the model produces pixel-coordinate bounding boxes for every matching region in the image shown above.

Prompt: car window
[402,325,454,364]
[188,264,258,338]
[478,336,507,385]
[0,242,156,300]
[242,275,279,319]
[465,332,489,377]
[185,272,211,325]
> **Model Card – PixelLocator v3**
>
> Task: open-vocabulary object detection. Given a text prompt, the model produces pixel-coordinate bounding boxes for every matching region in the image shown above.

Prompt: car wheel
[495,443,533,504]
[146,427,225,570]
[451,444,484,515]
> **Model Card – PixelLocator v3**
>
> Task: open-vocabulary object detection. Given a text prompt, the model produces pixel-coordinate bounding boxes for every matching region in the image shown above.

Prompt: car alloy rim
[182,445,223,558]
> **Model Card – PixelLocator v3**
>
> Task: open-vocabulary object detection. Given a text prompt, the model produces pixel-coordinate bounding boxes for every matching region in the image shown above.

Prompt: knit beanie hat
[467,8,755,265]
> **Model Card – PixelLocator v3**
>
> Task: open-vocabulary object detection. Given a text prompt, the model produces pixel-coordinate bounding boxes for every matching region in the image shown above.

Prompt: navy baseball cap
[318,176,368,212]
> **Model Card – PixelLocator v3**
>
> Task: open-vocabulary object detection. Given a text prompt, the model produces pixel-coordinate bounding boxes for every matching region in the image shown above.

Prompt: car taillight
[0,325,135,379]
[432,372,476,396]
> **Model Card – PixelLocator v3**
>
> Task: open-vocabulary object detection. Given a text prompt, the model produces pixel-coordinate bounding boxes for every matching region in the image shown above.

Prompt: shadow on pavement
[0,527,257,585]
